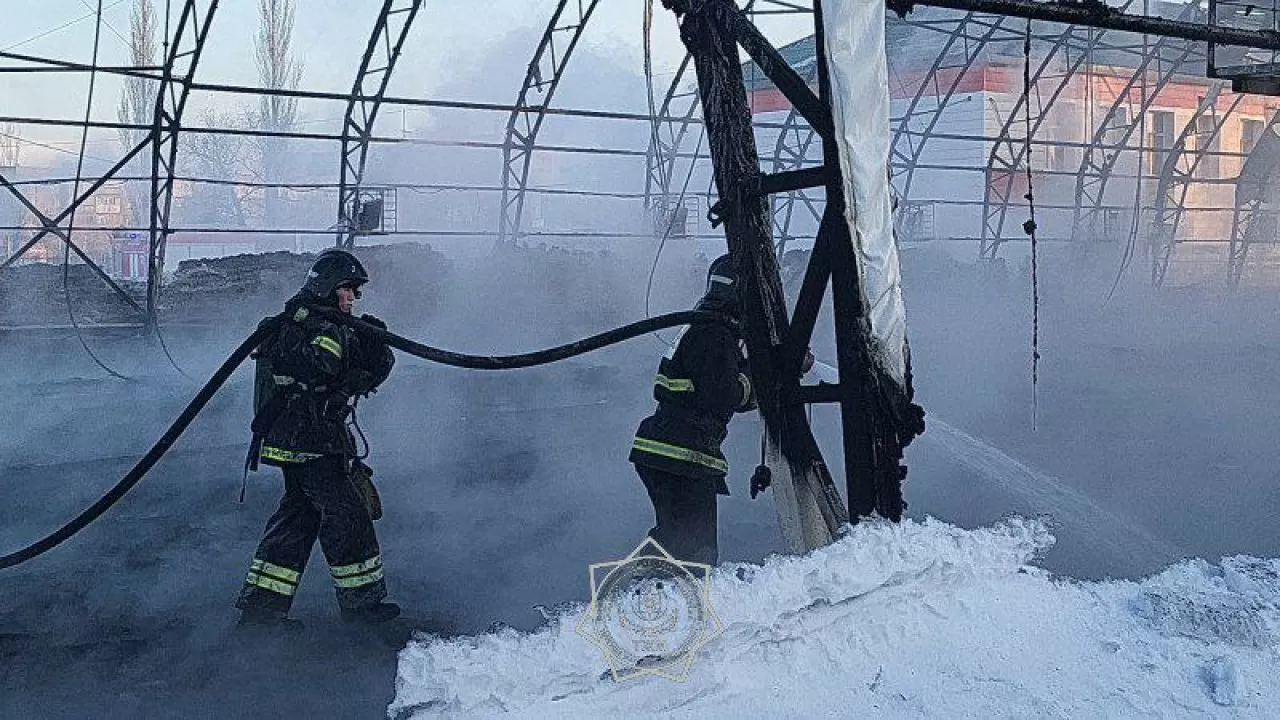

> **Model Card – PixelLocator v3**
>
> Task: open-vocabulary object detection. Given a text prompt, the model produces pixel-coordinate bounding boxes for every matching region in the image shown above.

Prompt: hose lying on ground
[0,311,731,570]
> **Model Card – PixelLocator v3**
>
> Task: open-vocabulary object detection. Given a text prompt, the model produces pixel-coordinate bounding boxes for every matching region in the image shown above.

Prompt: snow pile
[389,518,1280,719]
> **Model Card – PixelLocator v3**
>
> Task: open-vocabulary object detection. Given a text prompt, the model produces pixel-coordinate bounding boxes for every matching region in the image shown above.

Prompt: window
[94,194,122,216]
[1242,118,1264,154]
[1197,114,1220,178]
[1148,110,1175,174]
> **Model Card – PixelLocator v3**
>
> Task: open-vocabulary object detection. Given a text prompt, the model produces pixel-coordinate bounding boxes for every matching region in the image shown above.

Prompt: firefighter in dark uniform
[237,249,399,628]
[629,254,754,566]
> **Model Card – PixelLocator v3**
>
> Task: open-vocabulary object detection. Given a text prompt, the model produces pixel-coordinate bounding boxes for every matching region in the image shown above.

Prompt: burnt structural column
[663,0,848,552]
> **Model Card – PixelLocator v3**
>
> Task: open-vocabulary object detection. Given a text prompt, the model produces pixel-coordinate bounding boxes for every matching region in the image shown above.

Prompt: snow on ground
[390,518,1280,719]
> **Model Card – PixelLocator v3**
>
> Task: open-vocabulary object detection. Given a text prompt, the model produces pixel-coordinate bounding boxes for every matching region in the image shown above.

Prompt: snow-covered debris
[389,518,1280,719]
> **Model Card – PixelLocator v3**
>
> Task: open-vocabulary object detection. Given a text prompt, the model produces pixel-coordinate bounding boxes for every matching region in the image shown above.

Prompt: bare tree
[117,0,158,227]
[184,109,253,228]
[255,0,303,230]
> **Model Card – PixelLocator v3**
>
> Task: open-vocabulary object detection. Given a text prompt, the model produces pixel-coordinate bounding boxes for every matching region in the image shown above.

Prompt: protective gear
[302,249,369,301]
[255,296,394,461]
[630,280,754,566]
[237,456,389,616]
[637,466,719,566]
[350,459,382,521]
[629,321,750,490]
[693,254,740,318]
[237,284,396,621]
[341,601,401,625]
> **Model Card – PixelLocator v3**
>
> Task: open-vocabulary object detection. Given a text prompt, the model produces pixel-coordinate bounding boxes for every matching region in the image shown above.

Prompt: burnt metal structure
[147,0,219,328]
[656,0,924,536]
[497,0,604,245]
[336,0,423,249]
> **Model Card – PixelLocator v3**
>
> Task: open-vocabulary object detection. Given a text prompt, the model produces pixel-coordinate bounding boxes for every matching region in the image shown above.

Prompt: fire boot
[237,607,305,632]
[340,601,401,625]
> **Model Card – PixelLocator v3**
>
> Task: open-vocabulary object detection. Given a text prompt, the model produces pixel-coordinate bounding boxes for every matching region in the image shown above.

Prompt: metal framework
[980,5,1135,259]
[147,0,219,327]
[336,0,423,249]
[1148,81,1244,287]
[1068,3,1203,246]
[8,0,1280,339]
[1227,113,1280,286]
[497,0,604,245]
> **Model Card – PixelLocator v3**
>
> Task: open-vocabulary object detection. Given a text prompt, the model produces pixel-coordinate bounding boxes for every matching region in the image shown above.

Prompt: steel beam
[146,0,219,330]
[1148,81,1243,286]
[336,0,424,249]
[1070,3,1202,246]
[498,0,604,245]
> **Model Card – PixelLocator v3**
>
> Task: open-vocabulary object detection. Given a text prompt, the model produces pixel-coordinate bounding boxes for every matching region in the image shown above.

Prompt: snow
[389,517,1280,719]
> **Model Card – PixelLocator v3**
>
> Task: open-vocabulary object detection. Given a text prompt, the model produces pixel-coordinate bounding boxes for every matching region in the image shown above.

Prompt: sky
[0,0,816,170]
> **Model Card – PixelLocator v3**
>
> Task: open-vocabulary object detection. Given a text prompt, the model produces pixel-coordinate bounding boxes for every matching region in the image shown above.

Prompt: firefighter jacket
[629,319,754,492]
[257,299,395,466]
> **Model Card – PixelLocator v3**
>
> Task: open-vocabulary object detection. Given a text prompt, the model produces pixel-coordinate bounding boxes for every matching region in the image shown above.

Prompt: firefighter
[628,254,755,566]
[236,249,398,628]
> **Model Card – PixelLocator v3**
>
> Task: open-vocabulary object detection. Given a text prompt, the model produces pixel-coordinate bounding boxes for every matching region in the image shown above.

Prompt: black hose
[313,308,733,370]
[0,310,730,569]
[0,323,273,570]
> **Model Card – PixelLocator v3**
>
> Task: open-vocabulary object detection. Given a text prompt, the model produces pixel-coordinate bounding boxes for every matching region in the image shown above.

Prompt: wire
[62,0,131,382]
[0,0,130,52]
[645,127,707,349]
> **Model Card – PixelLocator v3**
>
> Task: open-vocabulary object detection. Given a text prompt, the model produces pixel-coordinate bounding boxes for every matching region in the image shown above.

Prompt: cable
[0,308,731,569]
[62,0,131,382]
[1021,19,1041,431]
[645,127,707,350]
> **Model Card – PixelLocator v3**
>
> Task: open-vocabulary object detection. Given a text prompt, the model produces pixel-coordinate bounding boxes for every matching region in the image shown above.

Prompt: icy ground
[390,518,1280,719]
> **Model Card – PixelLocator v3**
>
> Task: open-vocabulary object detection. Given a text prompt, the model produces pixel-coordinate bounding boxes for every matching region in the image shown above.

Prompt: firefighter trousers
[237,455,387,615]
[636,464,719,566]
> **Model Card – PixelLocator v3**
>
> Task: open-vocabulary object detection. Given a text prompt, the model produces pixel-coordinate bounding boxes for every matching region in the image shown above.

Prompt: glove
[359,313,387,331]
[749,464,772,499]
[802,348,815,374]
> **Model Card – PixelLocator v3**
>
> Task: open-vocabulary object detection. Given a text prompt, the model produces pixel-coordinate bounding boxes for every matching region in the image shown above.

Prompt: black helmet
[694,253,739,316]
[302,249,368,300]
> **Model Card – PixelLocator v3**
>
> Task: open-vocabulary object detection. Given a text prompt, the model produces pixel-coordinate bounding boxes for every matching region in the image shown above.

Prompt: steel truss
[1227,113,1280,287]
[336,0,423,249]
[497,0,604,245]
[147,0,219,328]
[1070,2,1203,246]
[1148,80,1244,287]
[980,3,1137,260]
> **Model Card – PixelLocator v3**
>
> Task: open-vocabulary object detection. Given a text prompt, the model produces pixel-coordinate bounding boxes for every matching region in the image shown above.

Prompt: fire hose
[0,310,733,570]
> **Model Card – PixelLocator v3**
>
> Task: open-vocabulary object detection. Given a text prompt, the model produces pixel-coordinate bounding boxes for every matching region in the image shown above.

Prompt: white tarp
[820,0,909,388]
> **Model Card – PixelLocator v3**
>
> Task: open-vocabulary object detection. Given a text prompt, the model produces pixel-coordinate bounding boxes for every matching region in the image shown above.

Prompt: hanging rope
[1021,18,1041,430]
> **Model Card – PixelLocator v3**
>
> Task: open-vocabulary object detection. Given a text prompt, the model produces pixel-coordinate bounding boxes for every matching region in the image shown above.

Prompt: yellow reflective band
[632,437,728,473]
[654,374,694,392]
[331,556,382,578]
[246,573,297,597]
[311,335,343,358]
[332,566,385,589]
[251,559,300,584]
[260,446,323,464]
[738,373,752,400]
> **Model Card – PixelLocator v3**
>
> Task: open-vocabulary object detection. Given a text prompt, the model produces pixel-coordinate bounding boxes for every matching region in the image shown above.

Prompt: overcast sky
[1,0,814,169]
